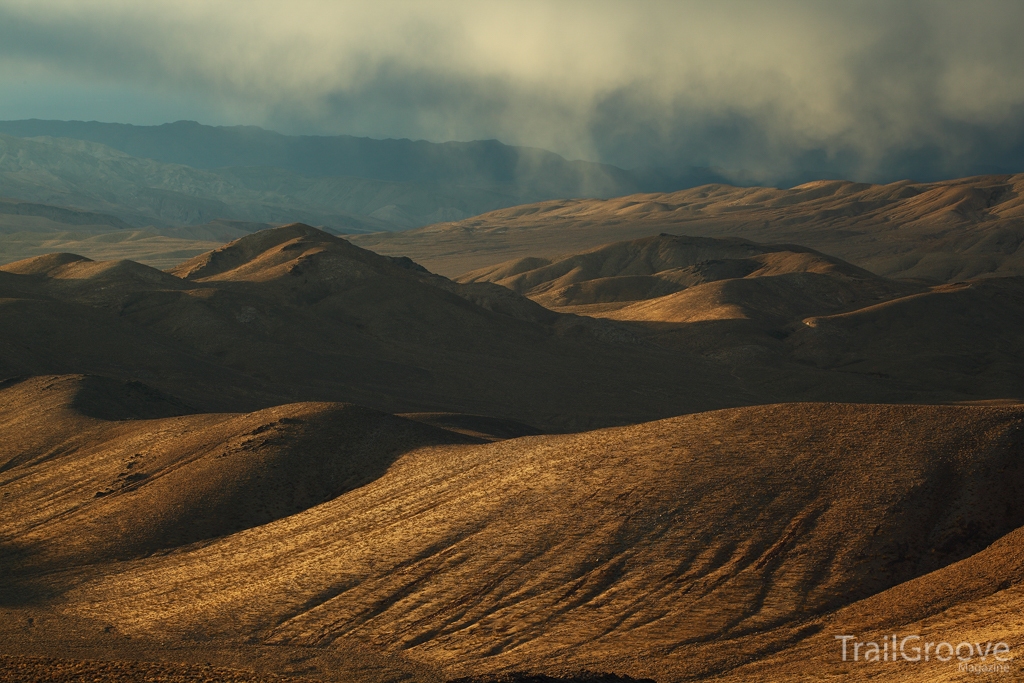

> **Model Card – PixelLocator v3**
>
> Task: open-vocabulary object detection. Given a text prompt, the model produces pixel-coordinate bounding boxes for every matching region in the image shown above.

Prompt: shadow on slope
[790,277,1024,397]
[398,413,545,442]
[457,232,1024,405]
[0,375,477,576]
[57,403,1024,680]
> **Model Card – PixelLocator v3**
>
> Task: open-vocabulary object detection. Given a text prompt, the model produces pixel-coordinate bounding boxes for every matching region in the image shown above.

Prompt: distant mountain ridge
[0,133,393,231]
[0,132,576,232]
[0,119,639,197]
[0,197,133,231]
[0,120,654,237]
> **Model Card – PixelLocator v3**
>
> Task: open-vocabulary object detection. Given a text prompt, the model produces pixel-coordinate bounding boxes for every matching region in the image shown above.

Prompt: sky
[1,0,1023,185]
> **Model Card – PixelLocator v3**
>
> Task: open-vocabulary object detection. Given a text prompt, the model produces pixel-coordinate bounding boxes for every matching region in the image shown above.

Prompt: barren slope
[0,375,478,575]
[351,174,1024,281]
[2,379,1021,682]
[455,233,1024,405]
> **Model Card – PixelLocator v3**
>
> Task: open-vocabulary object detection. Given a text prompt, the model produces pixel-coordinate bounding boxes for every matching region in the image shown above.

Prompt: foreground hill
[0,375,476,571]
[351,174,1024,281]
[2,376,1022,681]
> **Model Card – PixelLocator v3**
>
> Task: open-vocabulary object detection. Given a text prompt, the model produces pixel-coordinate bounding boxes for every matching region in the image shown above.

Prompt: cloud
[0,0,1022,184]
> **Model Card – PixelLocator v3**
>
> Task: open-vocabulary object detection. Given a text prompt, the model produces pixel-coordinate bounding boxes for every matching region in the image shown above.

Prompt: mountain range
[0,120,643,231]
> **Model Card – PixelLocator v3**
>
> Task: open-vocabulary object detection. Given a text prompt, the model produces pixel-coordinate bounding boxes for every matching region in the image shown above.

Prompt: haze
[2,0,1024,184]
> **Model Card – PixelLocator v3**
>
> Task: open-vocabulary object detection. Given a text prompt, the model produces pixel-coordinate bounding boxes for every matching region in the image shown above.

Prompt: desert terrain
[5,0,1024,678]
[351,174,1024,282]
[2,377,1023,682]
[0,181,1022,681]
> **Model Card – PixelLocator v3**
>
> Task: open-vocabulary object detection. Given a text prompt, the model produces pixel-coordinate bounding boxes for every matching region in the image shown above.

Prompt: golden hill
[599,272,1024,403]
[0,375,475,571]
[350,174,1024,282]
[2,375,1022,681]
[456,233,914,321]
[451,232,1024,404]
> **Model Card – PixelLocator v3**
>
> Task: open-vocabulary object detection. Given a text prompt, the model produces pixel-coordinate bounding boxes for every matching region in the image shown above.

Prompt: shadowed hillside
[454,233,1024,404]
[1,223,1023,682]
[0,375,475,571]
[788,277,1024,397]
[0,224,759,431]
[2,225,1021,431]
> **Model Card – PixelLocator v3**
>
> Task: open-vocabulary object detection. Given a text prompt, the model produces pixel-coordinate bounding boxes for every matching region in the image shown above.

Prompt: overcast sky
[1,0,1023,184]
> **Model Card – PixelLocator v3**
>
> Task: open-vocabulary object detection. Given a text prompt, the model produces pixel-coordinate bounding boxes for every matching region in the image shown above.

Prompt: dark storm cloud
[1,0,1023,185]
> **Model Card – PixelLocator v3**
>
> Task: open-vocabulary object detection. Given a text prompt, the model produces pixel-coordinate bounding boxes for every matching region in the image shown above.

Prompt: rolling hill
[0,375,477,571]
[789,276,1024,398]
[351,174,1024,282]
[0,224,758,431]
[2,376,1022,681]
[2,224,1021,431]
[455,233,914,318]
[1,222,1023,682]
[453,232,1024,403]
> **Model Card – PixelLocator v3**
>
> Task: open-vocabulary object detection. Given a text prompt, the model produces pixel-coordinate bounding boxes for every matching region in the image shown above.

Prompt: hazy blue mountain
[0,133,405,230]
[0,133,575,231]
[0,119,641,199]
[0,197,133,232]
[0,120,670,234]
